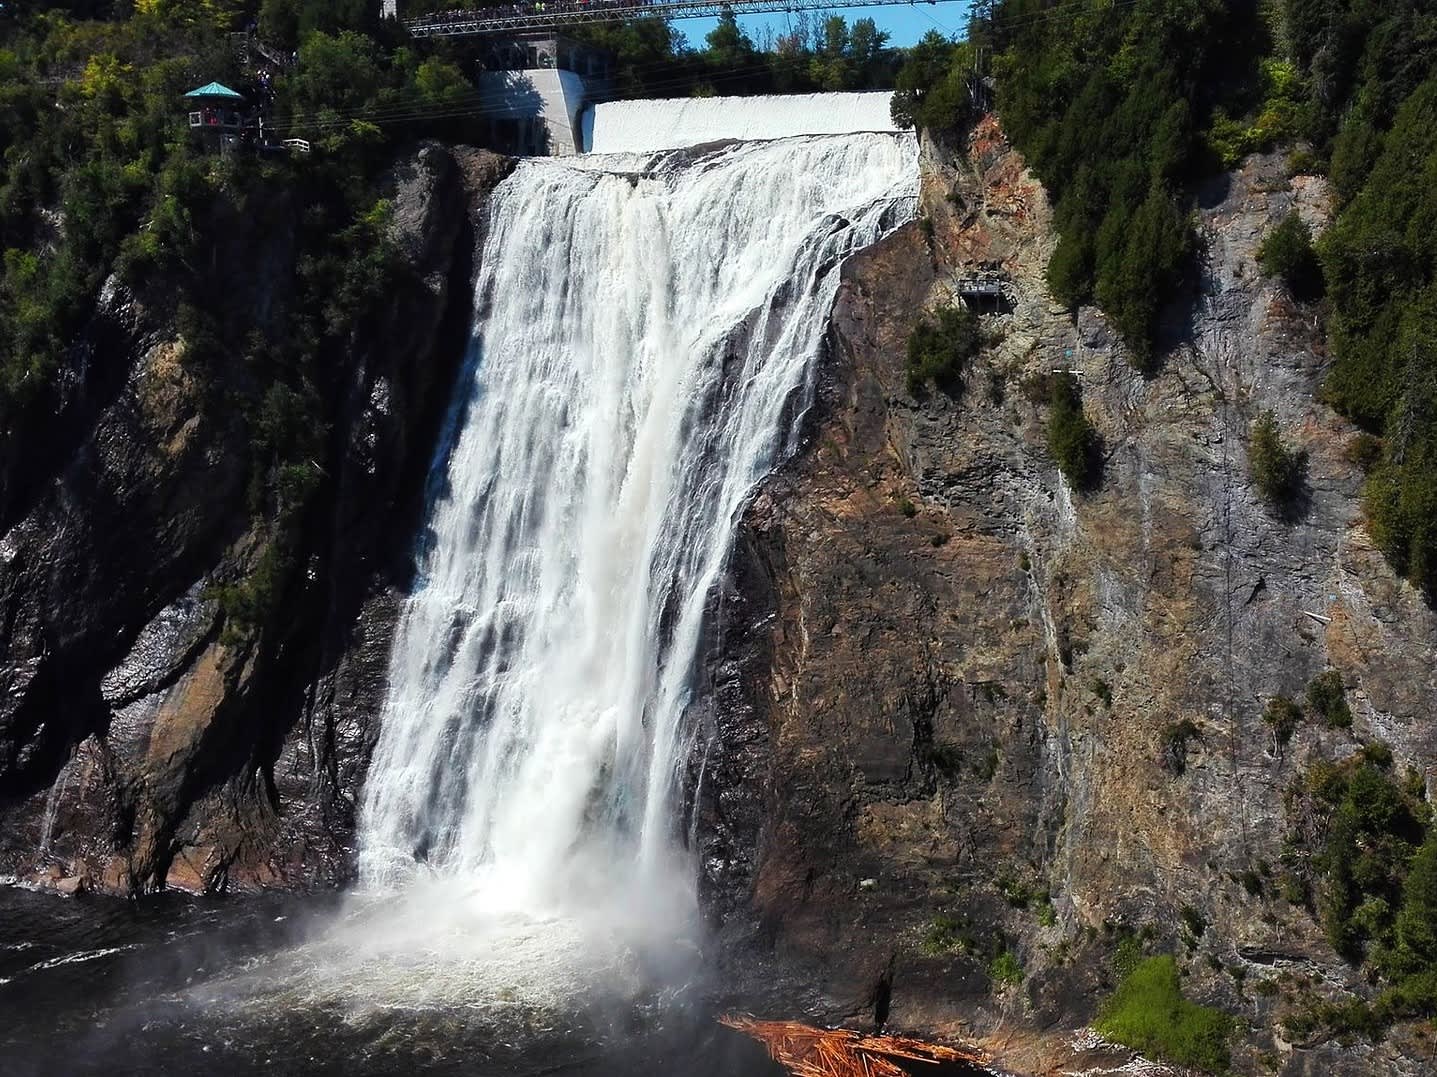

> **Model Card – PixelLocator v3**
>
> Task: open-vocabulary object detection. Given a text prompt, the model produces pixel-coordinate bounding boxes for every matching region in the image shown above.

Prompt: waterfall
[357,132,917,937]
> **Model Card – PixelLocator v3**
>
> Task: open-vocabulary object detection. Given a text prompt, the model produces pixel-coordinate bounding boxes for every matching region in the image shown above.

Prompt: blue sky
[680,1,974,50]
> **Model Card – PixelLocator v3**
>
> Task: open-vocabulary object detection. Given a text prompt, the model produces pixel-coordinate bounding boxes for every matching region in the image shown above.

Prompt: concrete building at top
[475,32,614,156]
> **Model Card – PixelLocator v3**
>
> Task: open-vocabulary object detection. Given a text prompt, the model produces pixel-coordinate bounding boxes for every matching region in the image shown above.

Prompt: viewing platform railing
[405,0,945,37]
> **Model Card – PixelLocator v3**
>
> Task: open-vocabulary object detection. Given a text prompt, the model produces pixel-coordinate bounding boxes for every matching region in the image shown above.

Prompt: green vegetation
[1180,905,1208,952]
[1282,0,1437,596]
[922,912,977,956]
[1343,432,1384,473]
[1257,212,1322,300]
[573,11,898,99]
[989,949,1023,986]
[889,31,975,136]
[1262,695,1303,750]
[906,304,985,395]
[1282,751,1437,1036]
[1305,671,1352,729]
[1096,953,1236,1073]
[1248,411,1306,514]
[1160,718,1202,776]
[1205,58,1305,169]
[985,0,1265,367]
[0,3,469,645]
[882,0,1437,597]
[1044,372,1100,491]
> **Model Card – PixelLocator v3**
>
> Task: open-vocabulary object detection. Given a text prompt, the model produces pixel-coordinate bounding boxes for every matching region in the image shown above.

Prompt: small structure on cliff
[955,268,1012,312]
[184,81,249,152]
[475,32,614,155]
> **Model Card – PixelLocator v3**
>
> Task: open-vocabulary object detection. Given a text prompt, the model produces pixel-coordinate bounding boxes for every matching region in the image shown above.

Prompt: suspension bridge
[402,0,961,38]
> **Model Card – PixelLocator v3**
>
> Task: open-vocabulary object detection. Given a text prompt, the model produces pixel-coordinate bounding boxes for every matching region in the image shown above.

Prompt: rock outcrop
[0,144,514,895]
[708,118,1436,1075]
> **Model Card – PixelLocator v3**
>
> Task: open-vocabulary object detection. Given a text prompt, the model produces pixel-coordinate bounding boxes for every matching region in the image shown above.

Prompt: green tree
[1248,410,1306,512]
[906,304,983,394]
[704,10,757,70]
[1046,372,1100,491]
[1258,212,1323,299]
[1395,834,1437,968]
[890,31,973,136]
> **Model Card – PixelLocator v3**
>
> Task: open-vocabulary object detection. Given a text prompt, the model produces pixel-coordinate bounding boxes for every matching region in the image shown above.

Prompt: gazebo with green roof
[185,81,247,149]
[184,81,244,103]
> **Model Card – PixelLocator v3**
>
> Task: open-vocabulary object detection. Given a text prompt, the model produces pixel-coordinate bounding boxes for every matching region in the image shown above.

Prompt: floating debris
[720,1014,987,1077]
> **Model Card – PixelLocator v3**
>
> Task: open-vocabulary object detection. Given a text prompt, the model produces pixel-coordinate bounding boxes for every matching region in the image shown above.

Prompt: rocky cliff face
[0,144,512,896]
[3,121,1432,1075]
[707,118,1437,1075]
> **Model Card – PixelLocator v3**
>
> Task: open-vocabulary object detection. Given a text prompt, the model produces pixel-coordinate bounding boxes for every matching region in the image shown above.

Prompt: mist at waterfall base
[0,132,934,1074]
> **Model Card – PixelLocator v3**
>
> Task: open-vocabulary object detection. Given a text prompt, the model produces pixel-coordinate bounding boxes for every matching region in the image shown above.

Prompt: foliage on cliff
[1283,751,1437,1036]
[570,11,898,98]
[986,0,1265,367]
[905,303,983,394]
[1096,948,1235,1072]
[889,31,974,135]
[1257,211,1322,300]
[1043,371,1100,491]
[1317,80,1437,594]
[0,3,473,644]
[0,3,464,410]
[887,0,1437,595]
[1248,410,1306,514]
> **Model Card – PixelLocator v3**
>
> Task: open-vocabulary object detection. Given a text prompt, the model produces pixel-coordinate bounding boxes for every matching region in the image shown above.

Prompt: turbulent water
[358,132,918,945]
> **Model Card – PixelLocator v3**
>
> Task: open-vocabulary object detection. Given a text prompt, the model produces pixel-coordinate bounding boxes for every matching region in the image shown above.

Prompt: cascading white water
[356,132,916,944]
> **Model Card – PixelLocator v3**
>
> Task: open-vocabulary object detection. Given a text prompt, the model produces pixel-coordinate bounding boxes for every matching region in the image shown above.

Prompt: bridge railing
[405,0,942,37]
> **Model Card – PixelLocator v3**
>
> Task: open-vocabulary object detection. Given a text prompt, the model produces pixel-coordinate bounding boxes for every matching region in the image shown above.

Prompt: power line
[267,0,1146,136]
[267,59,802,133]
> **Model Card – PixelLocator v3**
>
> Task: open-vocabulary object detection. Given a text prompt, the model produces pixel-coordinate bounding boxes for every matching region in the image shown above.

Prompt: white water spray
[355,132,916,961]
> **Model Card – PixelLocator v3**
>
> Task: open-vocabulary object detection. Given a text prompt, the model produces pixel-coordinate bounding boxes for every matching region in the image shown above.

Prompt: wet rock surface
[0,144,514,896]
[709,121,1437,1074]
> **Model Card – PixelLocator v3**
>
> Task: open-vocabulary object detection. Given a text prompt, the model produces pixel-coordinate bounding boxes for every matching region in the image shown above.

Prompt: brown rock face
[0,144,514,896]
[709,122,1435,1075]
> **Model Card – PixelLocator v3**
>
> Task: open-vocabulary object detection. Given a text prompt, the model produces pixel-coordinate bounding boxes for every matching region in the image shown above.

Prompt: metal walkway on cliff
[404,0,957,38]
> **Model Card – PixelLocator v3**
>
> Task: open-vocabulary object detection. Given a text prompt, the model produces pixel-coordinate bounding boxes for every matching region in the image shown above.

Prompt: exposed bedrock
[0,144,513,895]
[704,120,1436,1075]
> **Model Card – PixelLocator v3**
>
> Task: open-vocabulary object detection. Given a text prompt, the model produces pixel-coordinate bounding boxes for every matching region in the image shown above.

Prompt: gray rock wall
[713,118,1436,1075]
[0,144,514,896]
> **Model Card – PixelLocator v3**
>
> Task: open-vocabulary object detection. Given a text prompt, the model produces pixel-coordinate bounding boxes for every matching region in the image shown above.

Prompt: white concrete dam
[583,90,899,152]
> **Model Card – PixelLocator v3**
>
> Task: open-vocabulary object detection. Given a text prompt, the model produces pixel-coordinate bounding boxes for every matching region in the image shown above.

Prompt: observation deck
[404,0,950,38]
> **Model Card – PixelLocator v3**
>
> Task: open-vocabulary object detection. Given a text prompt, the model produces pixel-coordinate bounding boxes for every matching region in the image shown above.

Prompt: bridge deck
[405,0,951,38]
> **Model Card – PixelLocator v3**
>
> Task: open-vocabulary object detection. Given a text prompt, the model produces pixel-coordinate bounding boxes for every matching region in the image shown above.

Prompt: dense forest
[990,0,1437,602]
[894,0,1437,601]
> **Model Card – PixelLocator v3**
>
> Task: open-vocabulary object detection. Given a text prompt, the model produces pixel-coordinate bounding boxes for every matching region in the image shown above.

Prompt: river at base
[0,884,785,1076]
[0,885,994,1077]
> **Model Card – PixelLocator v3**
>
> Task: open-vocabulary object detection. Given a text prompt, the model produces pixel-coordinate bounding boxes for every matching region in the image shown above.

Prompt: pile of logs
[719,1015,989,1077]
